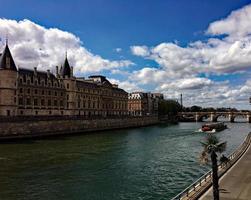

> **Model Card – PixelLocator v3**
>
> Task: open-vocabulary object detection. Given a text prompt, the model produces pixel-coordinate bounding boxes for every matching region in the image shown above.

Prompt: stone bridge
[179,112,251,123]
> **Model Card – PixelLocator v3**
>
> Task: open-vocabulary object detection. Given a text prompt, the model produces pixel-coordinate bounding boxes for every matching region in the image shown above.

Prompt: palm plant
[200,135,227,200]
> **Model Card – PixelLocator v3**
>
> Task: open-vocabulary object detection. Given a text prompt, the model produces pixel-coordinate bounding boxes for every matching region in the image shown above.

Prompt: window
[34,99,38,106]
[35,89,38,94]
[54,100,57,106]
[41,99,45,106]
[19,88,23,93]
[48,100,51,106]
[60,100,63,107]
[55,91,57,96]
[42,90,44,95]
[26,98,31,105]
[67,83,69,89]
[27,89,30,94]
[18,98,23,105]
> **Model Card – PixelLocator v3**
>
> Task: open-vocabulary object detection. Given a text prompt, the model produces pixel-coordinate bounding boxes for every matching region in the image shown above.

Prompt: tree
[158,100,181,116]
[200,135,227,200]
[190,105,202,112]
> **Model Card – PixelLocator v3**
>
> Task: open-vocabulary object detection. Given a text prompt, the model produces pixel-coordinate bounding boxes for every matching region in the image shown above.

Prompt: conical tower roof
[0,44,17,71]
[60,56,71,77]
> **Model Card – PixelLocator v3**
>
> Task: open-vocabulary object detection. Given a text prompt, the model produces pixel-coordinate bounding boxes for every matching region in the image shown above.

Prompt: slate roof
[60,57,71,77]
[0,44,17,71]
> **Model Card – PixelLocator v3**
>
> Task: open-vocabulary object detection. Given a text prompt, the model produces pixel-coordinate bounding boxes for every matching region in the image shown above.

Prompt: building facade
[128,92,163,116]
[0,44,128,117]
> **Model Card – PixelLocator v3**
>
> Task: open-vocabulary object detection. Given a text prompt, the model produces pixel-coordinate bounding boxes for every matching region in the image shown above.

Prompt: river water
[0,122,250,200]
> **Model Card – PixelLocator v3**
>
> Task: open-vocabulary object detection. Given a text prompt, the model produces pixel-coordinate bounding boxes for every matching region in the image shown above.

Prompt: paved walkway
[200,144,251,200]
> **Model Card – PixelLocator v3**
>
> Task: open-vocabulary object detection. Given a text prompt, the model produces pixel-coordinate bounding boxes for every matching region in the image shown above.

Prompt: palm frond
[216,141,227,153]
[199,150,209,165]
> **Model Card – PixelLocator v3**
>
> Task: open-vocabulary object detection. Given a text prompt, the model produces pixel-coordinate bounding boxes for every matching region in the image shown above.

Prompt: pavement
[200,143,251,200]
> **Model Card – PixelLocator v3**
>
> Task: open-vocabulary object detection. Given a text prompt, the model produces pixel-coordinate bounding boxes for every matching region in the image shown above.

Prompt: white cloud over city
[0,19,134,74]
[0,4,251,109]
[129,4,251,109]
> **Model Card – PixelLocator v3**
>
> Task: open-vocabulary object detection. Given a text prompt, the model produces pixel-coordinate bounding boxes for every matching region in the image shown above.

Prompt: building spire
[5,33,8,46]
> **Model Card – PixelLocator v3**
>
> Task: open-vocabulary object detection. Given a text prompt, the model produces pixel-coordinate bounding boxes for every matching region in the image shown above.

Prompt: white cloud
[130,4,251,77]
[130,45,150,57]
[108,78,142,92]
[114,48,122,53]
[0,19,134,74]
[128,4,251,109]
[207,4,251,37]
[158,77,213,90]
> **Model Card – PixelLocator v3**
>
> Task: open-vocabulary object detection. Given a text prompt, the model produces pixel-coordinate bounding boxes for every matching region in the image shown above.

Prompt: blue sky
[1,0,251,108]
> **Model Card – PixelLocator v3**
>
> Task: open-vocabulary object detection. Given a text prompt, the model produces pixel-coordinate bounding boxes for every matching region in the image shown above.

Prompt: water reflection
[0,122,250,200]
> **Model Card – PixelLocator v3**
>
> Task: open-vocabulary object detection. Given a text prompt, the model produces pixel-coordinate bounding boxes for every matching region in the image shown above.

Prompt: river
[0,122,250,200]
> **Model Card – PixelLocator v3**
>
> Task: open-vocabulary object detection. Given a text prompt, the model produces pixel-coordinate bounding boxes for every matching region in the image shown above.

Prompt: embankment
[0,116,159,140]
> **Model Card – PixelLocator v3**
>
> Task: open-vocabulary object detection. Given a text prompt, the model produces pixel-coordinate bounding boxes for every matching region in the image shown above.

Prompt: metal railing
[171,132,251,200]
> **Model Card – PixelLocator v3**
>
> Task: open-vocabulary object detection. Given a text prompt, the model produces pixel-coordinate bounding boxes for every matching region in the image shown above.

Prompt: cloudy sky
[0,0,251,109]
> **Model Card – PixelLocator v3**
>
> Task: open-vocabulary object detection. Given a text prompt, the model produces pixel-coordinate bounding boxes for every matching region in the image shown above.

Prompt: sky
[0,0,251,109]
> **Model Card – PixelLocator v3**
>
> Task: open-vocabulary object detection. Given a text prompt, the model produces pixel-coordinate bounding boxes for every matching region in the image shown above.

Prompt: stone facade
[0,44,128,117]
[0,116,159,139]
[128,92,163,116]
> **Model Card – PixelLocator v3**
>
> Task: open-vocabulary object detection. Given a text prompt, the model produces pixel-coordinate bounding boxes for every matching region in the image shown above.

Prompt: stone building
[0,43,128,117]
[128,92,163,116]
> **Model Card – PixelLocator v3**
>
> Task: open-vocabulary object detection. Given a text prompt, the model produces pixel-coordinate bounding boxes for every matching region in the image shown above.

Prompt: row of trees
[157,100,242,117]
[183,105,240,112]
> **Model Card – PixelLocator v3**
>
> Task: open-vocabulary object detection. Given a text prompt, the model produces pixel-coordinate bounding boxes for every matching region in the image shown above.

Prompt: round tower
[60,55,76,115]
[0,43,18,116]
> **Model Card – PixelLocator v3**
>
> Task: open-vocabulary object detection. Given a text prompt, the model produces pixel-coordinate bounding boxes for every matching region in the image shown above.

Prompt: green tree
[158,100,181,116]
[200,135,227,200]
[190,105,202,112]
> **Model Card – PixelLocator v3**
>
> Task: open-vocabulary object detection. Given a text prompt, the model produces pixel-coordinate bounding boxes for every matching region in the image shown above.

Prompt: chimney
[56,66,59,77]
[47,69,50,78]
[34,67,37,76]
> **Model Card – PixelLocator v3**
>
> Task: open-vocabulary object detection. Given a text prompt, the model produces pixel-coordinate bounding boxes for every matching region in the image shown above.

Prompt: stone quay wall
[0,116,159,140]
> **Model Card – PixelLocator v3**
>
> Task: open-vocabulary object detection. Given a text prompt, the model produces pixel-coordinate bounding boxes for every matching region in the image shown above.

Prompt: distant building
[0,43,128,117]
[128,92,163,116]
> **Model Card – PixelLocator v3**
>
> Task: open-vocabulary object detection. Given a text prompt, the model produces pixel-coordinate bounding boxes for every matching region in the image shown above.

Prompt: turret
[60,56,71,78]
[0,43,18,116]
[0,43,17,71]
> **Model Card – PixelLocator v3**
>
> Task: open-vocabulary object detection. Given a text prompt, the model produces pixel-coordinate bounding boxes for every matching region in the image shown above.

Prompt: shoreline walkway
[200,140,251,200]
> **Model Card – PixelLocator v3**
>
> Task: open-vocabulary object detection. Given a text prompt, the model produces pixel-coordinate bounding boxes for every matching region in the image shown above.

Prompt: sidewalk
[200,144,251,200]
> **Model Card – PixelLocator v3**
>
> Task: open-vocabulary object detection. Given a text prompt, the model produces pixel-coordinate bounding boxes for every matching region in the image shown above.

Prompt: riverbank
[0,116,159,140]
[200,132,251,200]
[171,131,251,200]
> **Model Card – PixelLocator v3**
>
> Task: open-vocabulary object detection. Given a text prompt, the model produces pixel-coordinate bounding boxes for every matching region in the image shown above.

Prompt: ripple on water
[0,122,249,200]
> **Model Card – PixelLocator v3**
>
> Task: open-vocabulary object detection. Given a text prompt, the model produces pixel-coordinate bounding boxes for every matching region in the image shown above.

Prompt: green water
[0,122,250,200]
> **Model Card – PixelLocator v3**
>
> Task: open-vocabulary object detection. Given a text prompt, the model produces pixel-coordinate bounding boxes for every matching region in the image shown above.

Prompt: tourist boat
[200,122,227,133]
